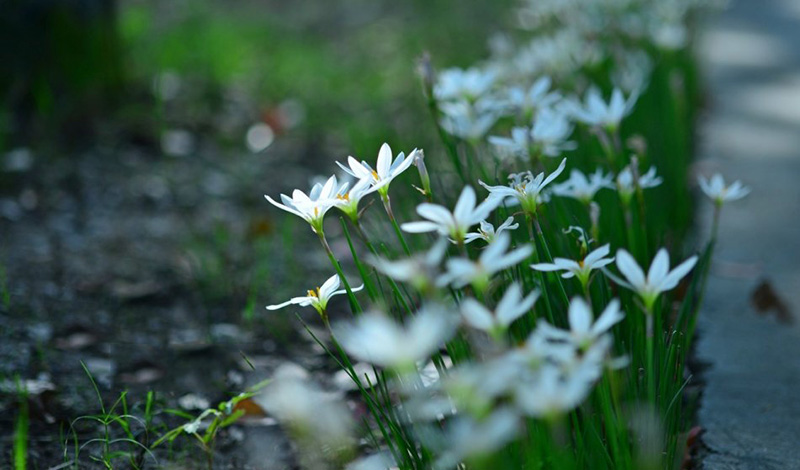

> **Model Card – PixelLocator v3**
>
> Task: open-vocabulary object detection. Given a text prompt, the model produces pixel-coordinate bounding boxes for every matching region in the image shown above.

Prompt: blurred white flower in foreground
[537,298,624,351]
[563,87,637,130]
[337,143,419,198]
[464,217,519,244]
[439,233,533,291]
[460,282,539,338]
[258,366,355,466]
[433,409,520,469]
[265,175,345,234]
[616,165,663,205]
[514,363,594,419]
[479,157,566,215]
[334,306,457,370]
[401,186,501,244]
[369,237,448,292]
[614,248,698,311]
[698,173,750,206]
[531,243,614,289]
[266,274,363,317]
[553,168,614,204]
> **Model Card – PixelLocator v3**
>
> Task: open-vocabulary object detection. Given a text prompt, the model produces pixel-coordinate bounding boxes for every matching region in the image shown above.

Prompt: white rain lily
[563,87,637,130]
[616,165,663,205]
[698,173,750,206]
[266,274,364,317]
[334,177,373,222]
[336,143,419,198]
[514,363,594,419]
[479,158,566,215]
[434,409,520,470]
[461,282,539,338]
[434,67,496,102]
[369,238,448,292]
[613,248,698,311]
[333,306,458,370]
[507,76,562,117]
[438,233,533,291]
[553,168,614,204]
[440,100,501,141]
[401,186,501,244]
[488,109,575,160]
[265,175,346,234]
[464,217,519,244]
[530,107,577,157]
[257,372,356,458]
[531,243,614,289]
[536,298,624,351]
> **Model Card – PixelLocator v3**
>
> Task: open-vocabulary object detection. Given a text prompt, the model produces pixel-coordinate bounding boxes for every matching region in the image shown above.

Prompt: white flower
[257,371,355,456]
[536,298,624,351]
[553,168,614,203]
[439,100,500,141]
[698,173,750,206]
[434,67,496,102]
[531,243,614,289]
[334,177,373,222]
[401,186,501,244]
[265,175,346,234]
[464,217,519,244]
[333,306,458,370]
[336,143,419,198]
[460,282,539,337]
[613,248,698,311]
[438,233,533,290]
[266,274,364,317]
[531,107,577,157]
[434,409,520,469]
[616,165,663,205]
[507,76,562,116]
[563,87,637,130]
[368,238,448,292]
[479,157,566,214]
[488,109,574,160]
[514,363,594,419]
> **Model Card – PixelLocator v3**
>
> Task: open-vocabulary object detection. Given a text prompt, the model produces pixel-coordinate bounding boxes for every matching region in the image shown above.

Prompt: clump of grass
[256,0,743,469]
[63,362,157,469]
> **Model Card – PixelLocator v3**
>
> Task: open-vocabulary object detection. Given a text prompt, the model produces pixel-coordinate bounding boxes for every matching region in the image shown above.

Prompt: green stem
[645,310,656,405]
[382,195,411,256]
[318,232,361,313]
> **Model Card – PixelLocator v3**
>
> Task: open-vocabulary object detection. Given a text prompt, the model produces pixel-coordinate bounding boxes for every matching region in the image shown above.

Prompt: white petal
[530,262,562,272]
[461,298,495,331]
[647,249,670,286]
[401,221,442,233]
[417,203,453,223]
[616,249,646,289]
[568,297,593,334]
[453,186,477,223]
[658,255,698,291]
[590,299,624,337]
[584,244,611,266]
[376,143,392,178]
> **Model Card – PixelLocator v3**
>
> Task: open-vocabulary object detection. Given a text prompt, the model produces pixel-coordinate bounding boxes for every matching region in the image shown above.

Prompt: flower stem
[645,310,656,404]
[383,195,411,256]
[318,232,361,313]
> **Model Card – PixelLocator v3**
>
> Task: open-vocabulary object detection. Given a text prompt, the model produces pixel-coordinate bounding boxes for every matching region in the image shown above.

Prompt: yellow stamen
[307,287,320,298]
[371,170,380,180]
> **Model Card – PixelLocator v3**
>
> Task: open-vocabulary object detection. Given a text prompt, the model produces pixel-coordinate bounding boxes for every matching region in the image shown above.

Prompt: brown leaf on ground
[751,279,793,324]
